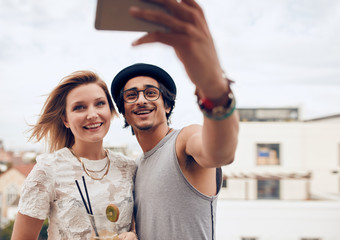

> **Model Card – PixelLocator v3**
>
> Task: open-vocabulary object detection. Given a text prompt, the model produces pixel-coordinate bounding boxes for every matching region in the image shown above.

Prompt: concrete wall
[216,200,340,240]
[220,121,340,200]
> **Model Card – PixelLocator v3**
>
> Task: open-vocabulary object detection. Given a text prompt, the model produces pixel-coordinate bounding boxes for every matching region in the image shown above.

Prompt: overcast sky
[1,0,340,152]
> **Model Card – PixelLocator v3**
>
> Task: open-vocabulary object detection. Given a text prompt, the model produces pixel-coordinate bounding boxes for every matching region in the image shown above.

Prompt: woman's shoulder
[35,147,70,164]
[106,149,137,168]
[22,149,70,189]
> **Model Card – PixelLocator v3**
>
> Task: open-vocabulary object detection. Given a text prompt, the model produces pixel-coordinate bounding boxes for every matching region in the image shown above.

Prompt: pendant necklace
[69,148,110,181]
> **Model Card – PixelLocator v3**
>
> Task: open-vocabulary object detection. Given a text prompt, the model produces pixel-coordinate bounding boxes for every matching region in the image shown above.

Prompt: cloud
[1,0,340,151]
[204,0,340,87]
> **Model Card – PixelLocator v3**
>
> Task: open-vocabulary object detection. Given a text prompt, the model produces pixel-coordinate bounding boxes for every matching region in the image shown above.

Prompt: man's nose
[135,91,147,104]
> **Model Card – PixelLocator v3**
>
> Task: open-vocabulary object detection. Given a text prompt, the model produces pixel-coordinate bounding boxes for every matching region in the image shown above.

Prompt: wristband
[196,74,236,120]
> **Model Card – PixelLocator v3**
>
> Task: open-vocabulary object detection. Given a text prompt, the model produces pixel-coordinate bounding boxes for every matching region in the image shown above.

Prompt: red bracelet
[196,74,236,120]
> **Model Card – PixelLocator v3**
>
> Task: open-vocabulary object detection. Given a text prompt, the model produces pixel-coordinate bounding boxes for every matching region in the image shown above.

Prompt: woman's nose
[87,106,98,120]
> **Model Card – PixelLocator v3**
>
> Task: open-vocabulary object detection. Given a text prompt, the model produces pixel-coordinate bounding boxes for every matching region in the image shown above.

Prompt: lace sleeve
[18,153,56,220]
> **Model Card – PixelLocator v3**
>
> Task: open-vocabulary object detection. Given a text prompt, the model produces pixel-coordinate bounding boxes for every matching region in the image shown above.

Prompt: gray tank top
[134,129,222,240]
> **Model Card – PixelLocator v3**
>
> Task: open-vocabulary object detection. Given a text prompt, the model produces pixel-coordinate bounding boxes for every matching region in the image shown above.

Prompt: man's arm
[130,0,239,168]
[185,114,239,168]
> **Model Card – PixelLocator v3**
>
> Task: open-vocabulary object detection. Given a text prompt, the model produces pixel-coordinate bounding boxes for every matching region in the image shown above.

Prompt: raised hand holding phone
[129,0,226,100]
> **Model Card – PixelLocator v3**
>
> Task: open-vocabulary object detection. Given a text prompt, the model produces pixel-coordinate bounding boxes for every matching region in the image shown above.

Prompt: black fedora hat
[111,63,177,104]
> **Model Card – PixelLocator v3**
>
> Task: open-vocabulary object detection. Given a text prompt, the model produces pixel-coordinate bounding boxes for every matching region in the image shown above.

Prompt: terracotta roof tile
[13,163,35,177]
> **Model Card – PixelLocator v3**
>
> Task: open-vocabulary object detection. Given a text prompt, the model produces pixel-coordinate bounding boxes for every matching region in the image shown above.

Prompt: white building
[216,200,340,240]
[217,108,340,240]
[220,108,340,201]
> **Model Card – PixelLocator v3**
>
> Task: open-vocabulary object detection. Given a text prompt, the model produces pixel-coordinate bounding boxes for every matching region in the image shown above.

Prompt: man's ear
[61,115,70,128]
[165,106,171,115]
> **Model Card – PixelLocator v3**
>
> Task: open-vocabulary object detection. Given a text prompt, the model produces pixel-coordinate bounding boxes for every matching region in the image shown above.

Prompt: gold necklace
[69,148,110,181]
[86,160,108,173]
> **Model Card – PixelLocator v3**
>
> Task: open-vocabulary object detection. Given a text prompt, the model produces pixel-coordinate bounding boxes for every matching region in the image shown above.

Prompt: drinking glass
[88,213,119,240]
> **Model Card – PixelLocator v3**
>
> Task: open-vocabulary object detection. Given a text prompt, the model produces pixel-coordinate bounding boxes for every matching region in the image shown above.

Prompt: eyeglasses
[122,86,162,103]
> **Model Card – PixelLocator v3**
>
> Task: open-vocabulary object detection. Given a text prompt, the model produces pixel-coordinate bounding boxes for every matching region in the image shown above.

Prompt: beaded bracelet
[200,96,236,120]
[196,74,236,121]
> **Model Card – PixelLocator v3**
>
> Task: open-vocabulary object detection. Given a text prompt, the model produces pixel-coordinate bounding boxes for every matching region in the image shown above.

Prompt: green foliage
[0,218,49,240]
[0,220,14,240]
[38,219,49,240]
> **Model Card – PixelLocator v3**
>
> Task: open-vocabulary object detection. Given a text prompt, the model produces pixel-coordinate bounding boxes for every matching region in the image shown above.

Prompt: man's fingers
[129,6,197,34]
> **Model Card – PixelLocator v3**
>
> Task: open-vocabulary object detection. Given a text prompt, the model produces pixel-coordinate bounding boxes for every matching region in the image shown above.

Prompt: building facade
[0,164,35,227]
[220,108,340,201]
[217,108,340,240]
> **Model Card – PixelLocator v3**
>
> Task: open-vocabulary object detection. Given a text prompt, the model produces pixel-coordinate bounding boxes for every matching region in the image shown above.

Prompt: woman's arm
[11,212,44,240]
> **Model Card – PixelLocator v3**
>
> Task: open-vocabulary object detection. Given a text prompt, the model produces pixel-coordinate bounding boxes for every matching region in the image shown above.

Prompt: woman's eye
[97,101,106,106]
[73,105,84,111]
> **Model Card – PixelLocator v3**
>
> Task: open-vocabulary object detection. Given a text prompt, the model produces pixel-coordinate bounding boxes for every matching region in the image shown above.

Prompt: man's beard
[135,124,152,131]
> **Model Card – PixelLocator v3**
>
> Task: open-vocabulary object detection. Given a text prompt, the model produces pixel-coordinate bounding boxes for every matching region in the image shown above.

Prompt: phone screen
[95,0,168,32]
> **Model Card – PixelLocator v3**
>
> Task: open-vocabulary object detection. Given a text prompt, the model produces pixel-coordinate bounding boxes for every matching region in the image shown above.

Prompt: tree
[38,219,49,240]
[0,220,14,240]
[0,219,48,240]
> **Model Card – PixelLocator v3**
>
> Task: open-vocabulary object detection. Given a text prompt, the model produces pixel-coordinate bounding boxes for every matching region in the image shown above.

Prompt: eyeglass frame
[121,85,163,103]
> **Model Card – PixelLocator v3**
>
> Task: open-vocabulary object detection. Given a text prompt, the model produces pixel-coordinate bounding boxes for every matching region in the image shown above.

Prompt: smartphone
[95,0,168,32]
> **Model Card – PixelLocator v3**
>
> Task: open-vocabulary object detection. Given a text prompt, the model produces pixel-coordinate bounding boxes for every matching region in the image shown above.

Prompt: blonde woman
[11,71,137,240]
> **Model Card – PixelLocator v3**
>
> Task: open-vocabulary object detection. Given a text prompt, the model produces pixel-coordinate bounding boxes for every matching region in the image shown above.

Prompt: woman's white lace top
[18,147,137,239]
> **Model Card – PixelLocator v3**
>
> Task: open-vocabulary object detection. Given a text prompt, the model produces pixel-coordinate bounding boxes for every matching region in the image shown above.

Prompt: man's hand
[129,0,226,99]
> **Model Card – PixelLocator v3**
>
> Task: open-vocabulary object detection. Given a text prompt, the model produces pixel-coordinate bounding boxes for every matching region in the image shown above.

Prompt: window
[257,179,280,199]
[338,144,340,166]
[222,178,227,188]
[257,143,280,165]
[6,184,19,206]
[238,108,299,122]
[338,144,340,193]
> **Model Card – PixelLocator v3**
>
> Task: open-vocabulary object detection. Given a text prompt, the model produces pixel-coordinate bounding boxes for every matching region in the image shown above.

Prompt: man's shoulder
[177,124,202,139]
[175,124,202,159]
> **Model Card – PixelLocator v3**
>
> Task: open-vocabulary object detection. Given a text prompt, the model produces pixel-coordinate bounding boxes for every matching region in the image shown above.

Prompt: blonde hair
[29,70,117,152]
